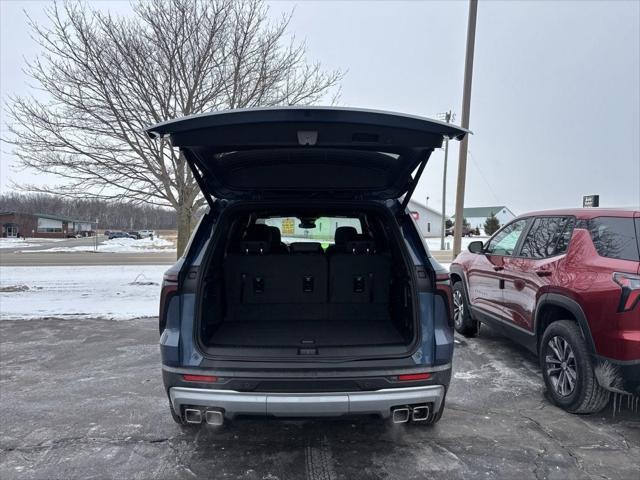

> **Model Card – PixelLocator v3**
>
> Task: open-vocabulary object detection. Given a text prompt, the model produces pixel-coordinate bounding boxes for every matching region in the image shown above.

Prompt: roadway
[0,236,176,266]
[0,251,177,266]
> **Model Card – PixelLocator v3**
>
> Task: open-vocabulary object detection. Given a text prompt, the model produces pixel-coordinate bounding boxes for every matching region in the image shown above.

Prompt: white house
[407,199,444,238]
[453,206,516,233]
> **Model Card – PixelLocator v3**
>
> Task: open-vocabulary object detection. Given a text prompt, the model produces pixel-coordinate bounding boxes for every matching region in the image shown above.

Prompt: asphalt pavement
[1,318,637,480]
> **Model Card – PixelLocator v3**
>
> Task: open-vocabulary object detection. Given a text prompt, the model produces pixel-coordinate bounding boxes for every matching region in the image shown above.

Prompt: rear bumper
[169,385,445,419]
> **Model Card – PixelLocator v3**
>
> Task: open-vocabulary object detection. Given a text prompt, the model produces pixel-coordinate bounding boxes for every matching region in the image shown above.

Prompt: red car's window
[485,219,528,256]
[520,216,575,258]
[587,217,640,261]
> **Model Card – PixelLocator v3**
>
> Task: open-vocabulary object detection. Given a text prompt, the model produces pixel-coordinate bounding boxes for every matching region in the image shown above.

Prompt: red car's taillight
[159,270,179,334]
[613,272,640,312]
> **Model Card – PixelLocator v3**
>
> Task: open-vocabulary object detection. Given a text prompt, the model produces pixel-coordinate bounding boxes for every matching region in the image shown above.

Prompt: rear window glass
[260,217,362,247]
[588,217,639,261]
[520,216,575,258]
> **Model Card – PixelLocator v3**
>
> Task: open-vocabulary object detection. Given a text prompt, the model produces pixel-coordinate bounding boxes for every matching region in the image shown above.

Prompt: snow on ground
[0,265,167,320]
[425,236,489,252]
[0,238,65,249]
[21,236,176,253]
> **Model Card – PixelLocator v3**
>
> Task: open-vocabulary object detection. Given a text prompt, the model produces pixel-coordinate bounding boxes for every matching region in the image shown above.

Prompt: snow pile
[0,265,167,320]
[0,238,42,249]
[0,238,64,249]
[27,236,176,253]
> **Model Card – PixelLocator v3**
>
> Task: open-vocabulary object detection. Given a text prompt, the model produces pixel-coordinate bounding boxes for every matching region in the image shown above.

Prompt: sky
[1,0,639,216]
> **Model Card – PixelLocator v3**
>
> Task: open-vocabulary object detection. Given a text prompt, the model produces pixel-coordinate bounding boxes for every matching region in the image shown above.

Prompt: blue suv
[146,107,467,427]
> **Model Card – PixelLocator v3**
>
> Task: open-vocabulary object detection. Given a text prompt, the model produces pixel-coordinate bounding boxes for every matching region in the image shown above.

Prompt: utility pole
[437,110,454,251]
[453,0,478,257]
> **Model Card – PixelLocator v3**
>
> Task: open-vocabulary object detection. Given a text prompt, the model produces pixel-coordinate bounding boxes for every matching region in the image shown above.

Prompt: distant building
[452,206,515,233]
[407,199,444,237]
[0,212,95,238]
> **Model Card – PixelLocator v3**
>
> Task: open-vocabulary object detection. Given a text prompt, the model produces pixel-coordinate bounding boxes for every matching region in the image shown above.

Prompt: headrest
[240,240,271,254]
[268,226,282,245]
[244,224,272,241]
[290,242,323,254]
[334,226,358,245]
[345,237,375,254]
[241,224,273,254]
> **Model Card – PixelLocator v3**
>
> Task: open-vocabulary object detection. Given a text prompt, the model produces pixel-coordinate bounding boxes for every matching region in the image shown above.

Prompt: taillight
[398,372,432,381]
[435,274,454,327]
[613,272,640,312]
[163,271,179,283]
[159,270,179,334]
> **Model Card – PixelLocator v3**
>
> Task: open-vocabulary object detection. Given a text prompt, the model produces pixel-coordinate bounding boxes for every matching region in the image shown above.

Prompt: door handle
[493,266,504,271]
[535,270,552,277]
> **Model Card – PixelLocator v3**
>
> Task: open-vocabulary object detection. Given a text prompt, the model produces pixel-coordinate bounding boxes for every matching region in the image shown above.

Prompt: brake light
[613,272,640,312]
[183,374,218,383]
[398,372,432,381]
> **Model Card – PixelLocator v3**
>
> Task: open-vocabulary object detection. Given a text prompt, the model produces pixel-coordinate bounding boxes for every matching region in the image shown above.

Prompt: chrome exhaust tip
[411,405,430,422]
[391,407,410,423]
[184,408,203,424]
[205,410,224,426]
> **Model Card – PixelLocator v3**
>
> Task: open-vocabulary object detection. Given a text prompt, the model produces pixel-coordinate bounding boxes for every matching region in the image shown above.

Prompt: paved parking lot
[1,317,638,480]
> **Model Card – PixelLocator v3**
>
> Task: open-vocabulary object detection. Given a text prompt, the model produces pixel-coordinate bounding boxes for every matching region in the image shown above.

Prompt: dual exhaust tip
[184,408,224,426]
[391,404,430,423]
[183,405,429,425]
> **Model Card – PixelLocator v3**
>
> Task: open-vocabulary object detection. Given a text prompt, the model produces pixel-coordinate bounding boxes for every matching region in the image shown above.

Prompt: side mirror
[468,241,484,254]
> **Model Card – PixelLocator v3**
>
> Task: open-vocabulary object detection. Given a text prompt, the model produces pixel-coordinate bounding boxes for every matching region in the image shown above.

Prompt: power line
[467,149,501,204]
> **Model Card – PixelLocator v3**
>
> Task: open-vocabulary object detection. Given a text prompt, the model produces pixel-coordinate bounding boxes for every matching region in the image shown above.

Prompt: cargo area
[196,206,419,359]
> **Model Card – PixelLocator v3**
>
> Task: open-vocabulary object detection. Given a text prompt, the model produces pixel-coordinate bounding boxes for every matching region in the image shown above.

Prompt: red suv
[450,209,639,413]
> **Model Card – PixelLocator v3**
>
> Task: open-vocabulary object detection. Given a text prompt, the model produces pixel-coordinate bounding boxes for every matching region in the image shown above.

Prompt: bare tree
[5,0,343,255]
[0,192,179,230]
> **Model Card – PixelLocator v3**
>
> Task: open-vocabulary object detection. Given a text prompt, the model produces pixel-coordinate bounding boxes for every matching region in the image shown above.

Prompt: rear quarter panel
[560,228,640,361]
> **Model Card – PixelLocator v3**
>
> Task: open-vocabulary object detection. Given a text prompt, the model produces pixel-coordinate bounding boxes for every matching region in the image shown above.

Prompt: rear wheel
[540,321,609,414]
[452,281,478,337]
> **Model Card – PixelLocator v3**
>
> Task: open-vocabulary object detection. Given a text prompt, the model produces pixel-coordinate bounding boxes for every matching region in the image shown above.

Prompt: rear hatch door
[145,107,467,202]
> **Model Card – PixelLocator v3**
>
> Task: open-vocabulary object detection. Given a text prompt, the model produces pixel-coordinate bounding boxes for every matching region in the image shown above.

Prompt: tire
[452,281,479,337]
[540,320,610,414]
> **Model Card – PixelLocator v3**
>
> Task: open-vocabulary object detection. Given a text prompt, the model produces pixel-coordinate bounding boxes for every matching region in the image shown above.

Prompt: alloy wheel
[453,290,464,329]
[545,336,577,397]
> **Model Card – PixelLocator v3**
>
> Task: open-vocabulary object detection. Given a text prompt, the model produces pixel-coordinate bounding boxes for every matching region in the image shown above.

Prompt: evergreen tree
[484,213,501,236]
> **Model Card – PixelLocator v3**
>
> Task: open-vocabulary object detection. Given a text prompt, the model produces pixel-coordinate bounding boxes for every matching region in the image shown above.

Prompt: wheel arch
[535,293,595,355]
[448,264,465,287]
[448,265,469,302]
